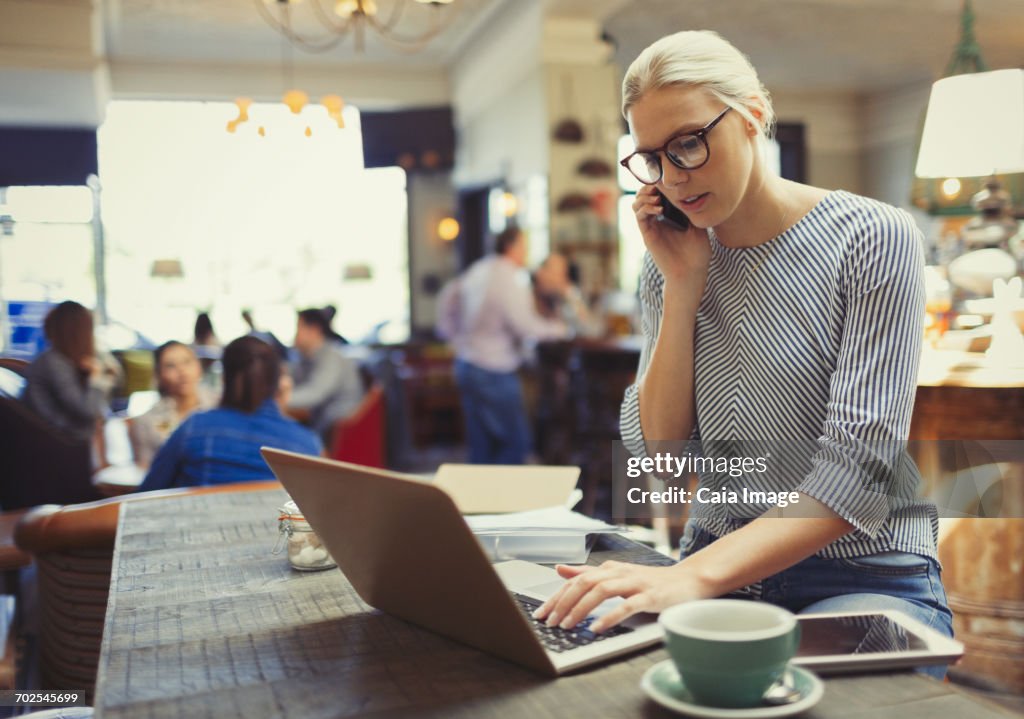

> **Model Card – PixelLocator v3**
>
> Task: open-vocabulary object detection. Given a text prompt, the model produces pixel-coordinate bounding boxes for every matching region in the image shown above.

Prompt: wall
[0,0,109,127]
[407,172,458,333]
[451,10,623,300]
[861,82,932,210]
[545,59,621,295]
[110,60,450,110]
[452,70,549,189]
[772,90,863,194]
[451,0,549,188]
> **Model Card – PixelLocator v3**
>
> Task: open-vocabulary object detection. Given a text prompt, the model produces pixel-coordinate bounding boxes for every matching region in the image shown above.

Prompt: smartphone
[655,190,690,232]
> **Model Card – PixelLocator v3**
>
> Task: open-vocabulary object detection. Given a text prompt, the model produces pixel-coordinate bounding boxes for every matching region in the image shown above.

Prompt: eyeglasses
[619,107,732,185]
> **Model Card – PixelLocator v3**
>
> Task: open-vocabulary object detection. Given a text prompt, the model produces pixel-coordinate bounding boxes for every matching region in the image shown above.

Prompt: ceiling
[605,0,1024,92]
[4,0,1023,128]
[103,0,513,68]
[101,0,1024,89]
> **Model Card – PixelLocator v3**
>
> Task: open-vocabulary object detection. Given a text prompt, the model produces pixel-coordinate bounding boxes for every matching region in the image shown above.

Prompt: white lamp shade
[915,68,1024,178]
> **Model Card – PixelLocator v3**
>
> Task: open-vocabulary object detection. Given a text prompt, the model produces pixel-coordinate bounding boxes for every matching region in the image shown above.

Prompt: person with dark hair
[138,336,320,491]
[436,226,569,464]
[129,341,217,468]
[22,301,117,443]
[287,306,363,444]
[533,252,599,335]
[193,312,218,348]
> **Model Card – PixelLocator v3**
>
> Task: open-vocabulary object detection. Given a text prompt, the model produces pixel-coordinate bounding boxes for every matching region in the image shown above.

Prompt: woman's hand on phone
[633,185,711,292]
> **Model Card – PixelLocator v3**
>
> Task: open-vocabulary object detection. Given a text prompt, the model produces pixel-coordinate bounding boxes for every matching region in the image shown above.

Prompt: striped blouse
[619,190,938,560]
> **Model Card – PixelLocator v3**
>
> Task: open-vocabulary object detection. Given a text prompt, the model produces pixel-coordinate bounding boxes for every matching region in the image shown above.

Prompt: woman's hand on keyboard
[531,560,714,633]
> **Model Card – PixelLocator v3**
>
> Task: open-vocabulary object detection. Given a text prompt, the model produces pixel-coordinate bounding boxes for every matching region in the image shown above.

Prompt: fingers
[556,579,637,630]
[532,565,590,621]
[533,563,605,621]
[533,570,593,624]
[632,189,663,222]
[535,561,627,627]
[555,564,588,579]
[591,595,649,633]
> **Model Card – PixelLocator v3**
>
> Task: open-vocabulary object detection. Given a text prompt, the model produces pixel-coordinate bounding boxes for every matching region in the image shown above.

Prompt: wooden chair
[14,480,281,697]
[329,384,386,468]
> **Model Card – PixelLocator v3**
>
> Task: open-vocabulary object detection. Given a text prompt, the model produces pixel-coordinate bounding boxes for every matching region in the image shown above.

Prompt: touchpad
[493,560,561,593]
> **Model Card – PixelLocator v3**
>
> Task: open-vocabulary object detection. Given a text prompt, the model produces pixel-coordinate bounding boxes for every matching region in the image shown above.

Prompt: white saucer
[640,660,824,718]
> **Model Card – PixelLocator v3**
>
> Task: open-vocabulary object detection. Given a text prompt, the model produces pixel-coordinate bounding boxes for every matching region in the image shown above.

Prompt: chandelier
[254,0,458,54]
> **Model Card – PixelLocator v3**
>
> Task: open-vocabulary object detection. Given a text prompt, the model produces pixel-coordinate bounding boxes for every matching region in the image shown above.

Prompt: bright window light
[97,100,410,345]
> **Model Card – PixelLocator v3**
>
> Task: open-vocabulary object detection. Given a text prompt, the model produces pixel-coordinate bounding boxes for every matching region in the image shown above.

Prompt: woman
[139,336,320,491]
[23,301,116,444]
[533,31,952,677]
[533,252,597,335]
[193,311,219,350]
[129,341,216,468]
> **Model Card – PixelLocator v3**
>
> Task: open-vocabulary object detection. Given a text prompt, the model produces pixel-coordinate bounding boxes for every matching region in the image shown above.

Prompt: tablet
[791,610,963,675]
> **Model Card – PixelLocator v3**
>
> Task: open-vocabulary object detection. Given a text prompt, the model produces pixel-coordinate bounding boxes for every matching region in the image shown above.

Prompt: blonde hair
[622,30,776,143]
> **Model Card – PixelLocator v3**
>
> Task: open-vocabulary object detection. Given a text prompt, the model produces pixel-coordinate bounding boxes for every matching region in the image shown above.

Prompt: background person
[22,301,118,455]
[437,226,569,464]
[532,30,953,680]
[287,307,364,446]
[193,311,219,350]
[533,252,601,336]
[192,310,223,387]
[138,336,320,491]
[129,341,217,468]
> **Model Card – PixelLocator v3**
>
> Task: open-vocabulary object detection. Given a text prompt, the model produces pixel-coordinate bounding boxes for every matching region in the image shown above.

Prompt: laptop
[259,448,663,676]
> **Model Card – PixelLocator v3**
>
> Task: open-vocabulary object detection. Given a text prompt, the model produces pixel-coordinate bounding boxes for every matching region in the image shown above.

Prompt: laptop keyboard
[513,593,632,653]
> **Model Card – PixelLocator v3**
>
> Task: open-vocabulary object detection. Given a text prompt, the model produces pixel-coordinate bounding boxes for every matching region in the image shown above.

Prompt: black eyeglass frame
[619,106,733,184]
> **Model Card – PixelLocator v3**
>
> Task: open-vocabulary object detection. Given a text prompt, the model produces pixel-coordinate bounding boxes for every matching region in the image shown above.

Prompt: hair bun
[322,305,337,322]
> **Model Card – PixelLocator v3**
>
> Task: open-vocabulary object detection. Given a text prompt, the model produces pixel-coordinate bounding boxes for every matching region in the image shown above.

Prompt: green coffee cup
[659,599,802,709]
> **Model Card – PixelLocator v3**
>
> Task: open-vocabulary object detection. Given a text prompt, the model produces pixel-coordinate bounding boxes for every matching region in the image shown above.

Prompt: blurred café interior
[0,0,1022,715]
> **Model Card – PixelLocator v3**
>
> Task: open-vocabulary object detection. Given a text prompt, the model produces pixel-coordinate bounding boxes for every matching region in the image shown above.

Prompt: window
[96,100,410,346]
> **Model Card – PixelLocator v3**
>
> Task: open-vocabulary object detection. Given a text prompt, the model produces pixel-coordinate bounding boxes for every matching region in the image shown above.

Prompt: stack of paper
[465,506,620,564]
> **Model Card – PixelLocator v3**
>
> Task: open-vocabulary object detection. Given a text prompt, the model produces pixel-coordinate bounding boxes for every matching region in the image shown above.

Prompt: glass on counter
[273,500,337,571]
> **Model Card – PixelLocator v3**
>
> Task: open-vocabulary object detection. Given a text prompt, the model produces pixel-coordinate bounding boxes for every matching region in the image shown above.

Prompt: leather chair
[14,480,281,696]
[0,397,101,510]
[329,383,386,468]
[0,358,29,377]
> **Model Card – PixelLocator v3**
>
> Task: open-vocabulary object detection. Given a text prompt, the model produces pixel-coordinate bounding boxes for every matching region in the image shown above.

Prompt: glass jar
[274,501,337,571]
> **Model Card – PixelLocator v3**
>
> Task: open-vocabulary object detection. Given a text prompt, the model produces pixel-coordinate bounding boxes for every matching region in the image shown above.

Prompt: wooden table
[910,349,1024,693]
[94,489,1018,719]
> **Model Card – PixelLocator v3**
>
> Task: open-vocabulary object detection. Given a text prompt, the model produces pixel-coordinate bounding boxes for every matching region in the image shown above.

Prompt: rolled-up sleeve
[795,210,925,538]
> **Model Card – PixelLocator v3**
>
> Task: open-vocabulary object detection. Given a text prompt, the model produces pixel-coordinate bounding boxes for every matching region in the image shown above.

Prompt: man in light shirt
[437,227,569,464]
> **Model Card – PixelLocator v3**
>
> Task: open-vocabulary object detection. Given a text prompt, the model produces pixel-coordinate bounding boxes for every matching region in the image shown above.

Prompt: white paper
[464,506,619,535]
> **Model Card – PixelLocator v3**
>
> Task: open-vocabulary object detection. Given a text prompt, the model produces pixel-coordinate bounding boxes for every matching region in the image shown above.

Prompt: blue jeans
[682,524,955,680]
[453,359,531,464]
